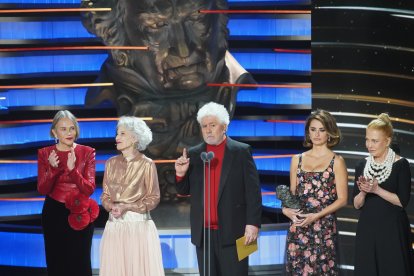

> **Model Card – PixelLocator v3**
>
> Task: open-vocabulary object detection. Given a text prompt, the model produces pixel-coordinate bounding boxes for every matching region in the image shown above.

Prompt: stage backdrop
[0,0,311,215]
[0,0,311,273]
[313,0,414,271]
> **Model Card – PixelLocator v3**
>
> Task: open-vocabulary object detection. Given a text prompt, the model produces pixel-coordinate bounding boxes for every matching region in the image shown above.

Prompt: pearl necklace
[363,148,395,184]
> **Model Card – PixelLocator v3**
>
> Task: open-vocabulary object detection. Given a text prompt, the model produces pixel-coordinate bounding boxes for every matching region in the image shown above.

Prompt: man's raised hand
[175,148,190,177]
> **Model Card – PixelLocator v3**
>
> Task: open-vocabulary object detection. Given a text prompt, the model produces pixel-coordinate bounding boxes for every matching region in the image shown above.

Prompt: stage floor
[0,224,288,275]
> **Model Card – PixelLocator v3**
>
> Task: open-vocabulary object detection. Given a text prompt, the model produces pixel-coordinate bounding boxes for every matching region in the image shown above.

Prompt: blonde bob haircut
[50,110,80,140]
[303,109,341,148]
[367,113,393,139]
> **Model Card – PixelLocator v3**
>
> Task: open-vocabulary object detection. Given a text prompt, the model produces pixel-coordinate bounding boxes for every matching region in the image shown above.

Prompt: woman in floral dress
[282,110,348,275]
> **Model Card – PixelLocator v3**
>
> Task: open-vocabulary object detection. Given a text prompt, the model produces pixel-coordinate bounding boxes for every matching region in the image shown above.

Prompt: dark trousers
[41,196,94,276]
[196,229,248,276]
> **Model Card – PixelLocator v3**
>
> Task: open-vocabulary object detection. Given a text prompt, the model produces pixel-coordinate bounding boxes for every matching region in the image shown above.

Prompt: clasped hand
[283,208,319,227]
[357,176,378,194]
[111,202,128,218]
[283,207,303,224]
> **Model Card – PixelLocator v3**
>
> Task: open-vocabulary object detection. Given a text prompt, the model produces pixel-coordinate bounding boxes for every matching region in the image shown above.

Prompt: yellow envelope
[236,236,258,261]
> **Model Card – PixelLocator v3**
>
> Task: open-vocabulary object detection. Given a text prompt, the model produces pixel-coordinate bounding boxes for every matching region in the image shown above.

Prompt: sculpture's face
[122,0,228,91]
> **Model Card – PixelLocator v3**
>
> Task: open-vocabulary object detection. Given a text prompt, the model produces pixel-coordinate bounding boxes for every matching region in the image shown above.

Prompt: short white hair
[197,102,230,125]
[117,116,152,151]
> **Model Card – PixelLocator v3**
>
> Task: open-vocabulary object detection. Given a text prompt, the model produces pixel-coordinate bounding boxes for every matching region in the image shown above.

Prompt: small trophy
[276,185,301,209]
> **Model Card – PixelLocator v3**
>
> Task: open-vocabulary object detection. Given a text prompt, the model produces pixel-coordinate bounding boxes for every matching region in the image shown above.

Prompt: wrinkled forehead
[127,0,212,13]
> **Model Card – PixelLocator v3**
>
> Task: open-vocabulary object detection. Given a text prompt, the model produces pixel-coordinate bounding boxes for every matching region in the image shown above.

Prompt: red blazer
[37,144,96,203]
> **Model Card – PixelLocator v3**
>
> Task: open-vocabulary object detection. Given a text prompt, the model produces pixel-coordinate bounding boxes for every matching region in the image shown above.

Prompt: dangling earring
[328,136,331,142]
[55,137,58,144]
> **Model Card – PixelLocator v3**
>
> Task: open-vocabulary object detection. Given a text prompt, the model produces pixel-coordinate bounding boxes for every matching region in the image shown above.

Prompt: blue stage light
[0,52,310,74]
[237,87,311,105]
[0,18,309,40]
[2,88,87,107]
[0,120,304,147]
[0,21,93,40]
[0,0,305,5]
[0,153,292,181]
[2,87,311,108]
[233,52,311,71]
[0,54,107,74]
[0,228,286,268]
[228,18,310,36]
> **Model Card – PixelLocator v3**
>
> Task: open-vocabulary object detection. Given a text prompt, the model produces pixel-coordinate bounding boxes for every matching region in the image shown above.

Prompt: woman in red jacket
[37,110,96,276]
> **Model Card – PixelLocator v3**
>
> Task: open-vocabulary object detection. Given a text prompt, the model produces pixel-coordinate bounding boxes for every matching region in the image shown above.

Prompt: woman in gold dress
[99,116,164,276]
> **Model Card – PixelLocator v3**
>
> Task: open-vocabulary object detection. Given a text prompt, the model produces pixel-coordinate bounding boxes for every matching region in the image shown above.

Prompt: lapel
[191,142,206,168]
[191,142,207,209]
[218,137,236,202]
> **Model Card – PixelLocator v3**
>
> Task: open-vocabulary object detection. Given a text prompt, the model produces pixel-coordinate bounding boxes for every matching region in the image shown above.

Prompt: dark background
[313,0,414,271]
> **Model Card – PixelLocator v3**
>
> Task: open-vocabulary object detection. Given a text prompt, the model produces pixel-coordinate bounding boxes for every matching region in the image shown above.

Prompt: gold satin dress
[99,153,164,276]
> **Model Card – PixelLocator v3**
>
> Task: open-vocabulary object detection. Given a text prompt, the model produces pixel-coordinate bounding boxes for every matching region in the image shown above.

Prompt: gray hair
[197,102,230,125]
[50,110,80,139]
[117,116,152,151]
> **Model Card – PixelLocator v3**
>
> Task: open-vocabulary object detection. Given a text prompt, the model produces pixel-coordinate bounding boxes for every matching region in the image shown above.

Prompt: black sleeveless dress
[353,158,414,276]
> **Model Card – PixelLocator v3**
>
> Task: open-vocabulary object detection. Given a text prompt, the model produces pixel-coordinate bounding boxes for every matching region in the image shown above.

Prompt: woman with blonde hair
[353,113,413,275]
[38,110,96,276]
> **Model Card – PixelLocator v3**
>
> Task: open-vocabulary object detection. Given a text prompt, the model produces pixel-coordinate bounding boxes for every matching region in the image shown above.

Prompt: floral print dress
[286,154,339,275]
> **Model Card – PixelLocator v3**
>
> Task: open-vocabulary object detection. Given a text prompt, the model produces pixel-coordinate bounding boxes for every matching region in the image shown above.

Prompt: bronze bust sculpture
[81,0,255,202]
[81,0,255,159]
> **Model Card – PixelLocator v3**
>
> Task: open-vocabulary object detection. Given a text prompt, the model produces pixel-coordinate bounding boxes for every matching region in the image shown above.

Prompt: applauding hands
[48,146,77,171]
[357,176,379,194]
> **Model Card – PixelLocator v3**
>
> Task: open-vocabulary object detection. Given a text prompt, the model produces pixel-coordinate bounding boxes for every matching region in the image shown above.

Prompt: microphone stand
[201,152,213,276]
[207,153,212,276]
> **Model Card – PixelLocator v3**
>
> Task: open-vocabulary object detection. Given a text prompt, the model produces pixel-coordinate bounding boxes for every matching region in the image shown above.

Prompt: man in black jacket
[175,102,262,276]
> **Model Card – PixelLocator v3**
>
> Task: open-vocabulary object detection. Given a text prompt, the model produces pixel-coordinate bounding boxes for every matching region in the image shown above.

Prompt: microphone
[201,151,215,162]
[206,151,214,161]
[200,152,208,162]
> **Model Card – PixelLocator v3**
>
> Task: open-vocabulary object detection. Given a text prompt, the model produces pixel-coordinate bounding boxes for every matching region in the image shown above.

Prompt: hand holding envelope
[236,236,258,261]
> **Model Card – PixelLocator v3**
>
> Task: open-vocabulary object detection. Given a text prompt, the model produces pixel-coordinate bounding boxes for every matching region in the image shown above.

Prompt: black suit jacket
[176,137,262,247]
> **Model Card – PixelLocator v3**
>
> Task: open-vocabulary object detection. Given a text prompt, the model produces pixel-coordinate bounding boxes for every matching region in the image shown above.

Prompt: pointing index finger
[183,148,187,159]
